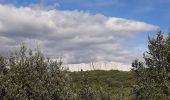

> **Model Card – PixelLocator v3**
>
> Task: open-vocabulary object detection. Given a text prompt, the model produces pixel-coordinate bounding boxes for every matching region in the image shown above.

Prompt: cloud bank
[0,4,159,65]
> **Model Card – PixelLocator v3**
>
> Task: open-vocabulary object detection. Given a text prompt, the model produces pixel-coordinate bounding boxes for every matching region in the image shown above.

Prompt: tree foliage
[132,31,170,100]
[0,45,76,100]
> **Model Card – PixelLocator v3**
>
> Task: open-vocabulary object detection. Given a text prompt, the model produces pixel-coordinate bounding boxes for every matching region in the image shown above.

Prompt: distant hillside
[70,70,135,99]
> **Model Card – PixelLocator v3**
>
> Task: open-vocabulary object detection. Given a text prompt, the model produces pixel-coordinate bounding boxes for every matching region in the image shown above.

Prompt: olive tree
[0,45,76,100]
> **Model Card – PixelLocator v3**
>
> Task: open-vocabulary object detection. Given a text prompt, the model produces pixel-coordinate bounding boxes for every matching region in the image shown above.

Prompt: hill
[70,70,135,99]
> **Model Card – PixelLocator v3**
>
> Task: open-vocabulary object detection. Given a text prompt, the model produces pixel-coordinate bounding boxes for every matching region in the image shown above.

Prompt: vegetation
[0,45,76,99]
[70,70,134,99]
[132,31,170,100]
[0,45,134,100]
[1,31,170,100]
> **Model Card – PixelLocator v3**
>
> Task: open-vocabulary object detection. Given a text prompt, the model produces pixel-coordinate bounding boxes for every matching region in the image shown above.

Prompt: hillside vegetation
[70,70,134,99]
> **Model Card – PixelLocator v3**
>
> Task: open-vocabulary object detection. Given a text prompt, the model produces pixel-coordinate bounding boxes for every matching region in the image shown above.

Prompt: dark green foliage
[70,70,134,100]
[132,31,170,100]
[0,45,76,100]
[77,72,97,100]
[74,71,116,100]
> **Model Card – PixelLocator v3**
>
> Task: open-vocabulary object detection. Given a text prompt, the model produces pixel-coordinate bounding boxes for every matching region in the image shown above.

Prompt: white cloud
[106,18,157,32]
[0,4,159,66]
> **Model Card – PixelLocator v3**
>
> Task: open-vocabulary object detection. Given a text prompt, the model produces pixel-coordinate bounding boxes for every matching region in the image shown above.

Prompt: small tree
[132,31,170,100]
[0,45,76,100]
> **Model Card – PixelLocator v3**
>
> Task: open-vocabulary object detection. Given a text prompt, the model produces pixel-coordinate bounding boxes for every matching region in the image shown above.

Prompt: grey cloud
[0,4,159,64]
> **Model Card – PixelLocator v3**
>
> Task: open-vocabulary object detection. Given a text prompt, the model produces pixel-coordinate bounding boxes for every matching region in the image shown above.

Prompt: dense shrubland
[70,70,134,99]
[0,31,170,100]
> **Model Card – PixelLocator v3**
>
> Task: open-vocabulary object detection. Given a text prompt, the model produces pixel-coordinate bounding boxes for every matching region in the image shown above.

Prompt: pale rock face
[63,62,131,72]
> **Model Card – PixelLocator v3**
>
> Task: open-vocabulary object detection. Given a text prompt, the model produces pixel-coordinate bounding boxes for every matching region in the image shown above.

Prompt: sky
[0,0,169,66]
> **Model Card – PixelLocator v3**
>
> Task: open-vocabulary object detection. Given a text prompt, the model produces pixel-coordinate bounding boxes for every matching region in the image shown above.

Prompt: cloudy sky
[0,0,169,65]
